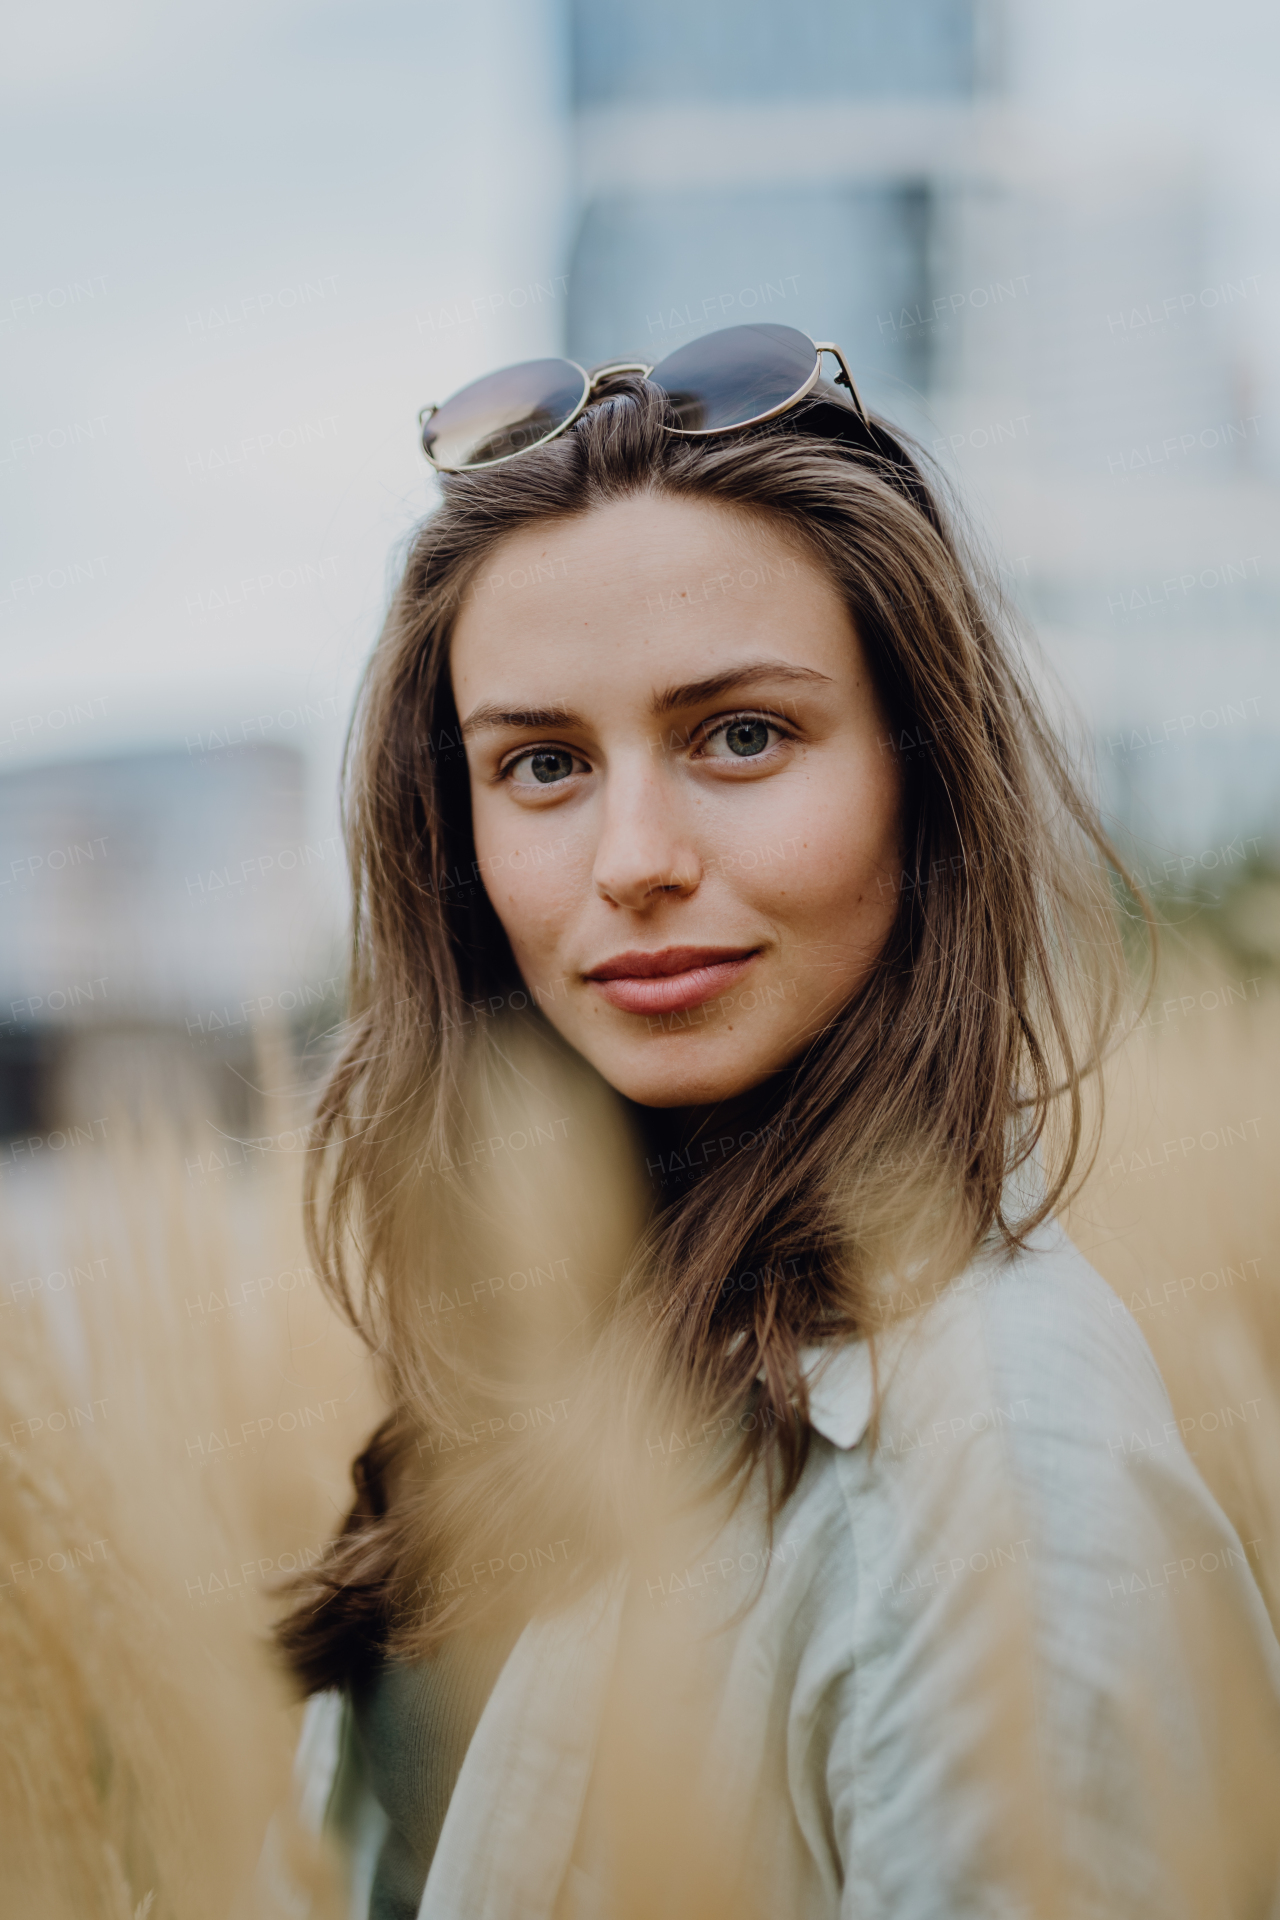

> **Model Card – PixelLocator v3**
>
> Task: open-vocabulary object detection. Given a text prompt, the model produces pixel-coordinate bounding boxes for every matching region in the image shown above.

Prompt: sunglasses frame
[416,329,869,473]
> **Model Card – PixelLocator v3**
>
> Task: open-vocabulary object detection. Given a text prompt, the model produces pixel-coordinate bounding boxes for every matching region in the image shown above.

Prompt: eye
[505,746,585,786]
[700,716,781,760]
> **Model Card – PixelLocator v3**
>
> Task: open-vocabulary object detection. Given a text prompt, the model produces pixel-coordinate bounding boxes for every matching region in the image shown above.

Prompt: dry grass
[0,1119,381,1919]
[1065,935,1280,1626]
[1,923,1278,1914]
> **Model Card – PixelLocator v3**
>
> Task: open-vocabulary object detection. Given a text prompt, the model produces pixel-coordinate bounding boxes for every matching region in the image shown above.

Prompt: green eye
[725,719,770,756]
[703,717,776,759]
[510,748,578,784]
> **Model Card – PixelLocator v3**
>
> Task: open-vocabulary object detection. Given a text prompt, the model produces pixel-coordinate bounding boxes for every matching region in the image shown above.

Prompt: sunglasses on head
[417,322,870,473]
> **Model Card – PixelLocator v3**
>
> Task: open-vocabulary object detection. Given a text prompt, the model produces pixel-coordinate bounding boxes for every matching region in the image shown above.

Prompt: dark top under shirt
[347,1620,525,1920]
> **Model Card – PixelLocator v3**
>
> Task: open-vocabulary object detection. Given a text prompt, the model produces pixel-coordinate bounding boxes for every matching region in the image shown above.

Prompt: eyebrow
[459,662,833,737]
[459,704,577,737]
[651,662,833,715]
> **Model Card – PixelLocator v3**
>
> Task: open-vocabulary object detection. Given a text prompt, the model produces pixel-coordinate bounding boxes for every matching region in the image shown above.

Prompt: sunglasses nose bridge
[585,359,654,394]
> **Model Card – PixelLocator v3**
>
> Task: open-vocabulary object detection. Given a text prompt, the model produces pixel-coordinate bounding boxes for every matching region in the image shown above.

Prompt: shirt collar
[798,1340,876,1450]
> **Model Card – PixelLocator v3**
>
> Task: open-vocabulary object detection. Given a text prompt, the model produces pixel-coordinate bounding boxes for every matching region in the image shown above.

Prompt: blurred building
[566,0,986,418]
[564,0,1280,859]
[0,745,342,1139]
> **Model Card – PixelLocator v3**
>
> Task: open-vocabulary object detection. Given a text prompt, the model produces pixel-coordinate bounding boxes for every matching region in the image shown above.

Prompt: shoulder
[801,1218,1270,1622]
[799,1222,1278,1661]
[805,1218,1172,1461]
[902,1218,1173,1446]
[795,1229,1280,1916]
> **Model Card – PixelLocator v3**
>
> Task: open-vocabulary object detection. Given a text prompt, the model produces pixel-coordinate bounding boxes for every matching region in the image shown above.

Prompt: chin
[591,1038,772,1111]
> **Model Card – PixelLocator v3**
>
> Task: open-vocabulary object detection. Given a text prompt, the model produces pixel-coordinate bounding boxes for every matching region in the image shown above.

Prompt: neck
[630,1074,791,1203]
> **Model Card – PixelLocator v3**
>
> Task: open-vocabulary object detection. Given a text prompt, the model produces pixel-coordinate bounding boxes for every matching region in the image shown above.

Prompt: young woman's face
[450,493,903,1109]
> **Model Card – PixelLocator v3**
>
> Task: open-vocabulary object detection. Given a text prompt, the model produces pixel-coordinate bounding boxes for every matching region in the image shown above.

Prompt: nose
[591,759,702,911]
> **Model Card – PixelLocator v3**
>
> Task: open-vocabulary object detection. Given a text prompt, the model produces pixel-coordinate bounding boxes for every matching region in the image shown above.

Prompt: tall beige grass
[1064,938,1280,1626]
[2,927,1278,1914]
[0,1112,381,1919]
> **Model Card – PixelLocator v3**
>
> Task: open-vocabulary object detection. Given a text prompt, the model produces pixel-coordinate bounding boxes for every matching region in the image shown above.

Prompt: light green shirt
[273,1218,1280,1918]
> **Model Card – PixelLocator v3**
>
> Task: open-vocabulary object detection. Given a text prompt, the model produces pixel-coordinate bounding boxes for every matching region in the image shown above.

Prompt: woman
[273,325,1280,1918]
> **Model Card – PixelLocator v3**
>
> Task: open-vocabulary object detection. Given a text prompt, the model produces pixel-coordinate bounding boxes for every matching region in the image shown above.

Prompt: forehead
[448,493,856,701]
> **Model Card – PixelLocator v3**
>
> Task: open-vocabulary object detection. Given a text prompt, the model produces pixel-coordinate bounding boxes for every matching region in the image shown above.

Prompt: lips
[584,945,761,1016]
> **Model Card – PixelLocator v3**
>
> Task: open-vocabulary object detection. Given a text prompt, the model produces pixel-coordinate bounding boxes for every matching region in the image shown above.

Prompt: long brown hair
[276,373,1145,1692]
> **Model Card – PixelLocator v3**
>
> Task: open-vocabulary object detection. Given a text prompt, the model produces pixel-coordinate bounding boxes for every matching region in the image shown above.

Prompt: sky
[2,0,570,809]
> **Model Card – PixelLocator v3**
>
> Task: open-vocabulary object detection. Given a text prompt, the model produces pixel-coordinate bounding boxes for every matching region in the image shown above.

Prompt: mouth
[583,945,762,1017]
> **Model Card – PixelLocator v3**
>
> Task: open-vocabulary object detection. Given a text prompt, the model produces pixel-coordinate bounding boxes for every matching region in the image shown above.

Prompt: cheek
[471,796,588,971]
[729,756,901,930]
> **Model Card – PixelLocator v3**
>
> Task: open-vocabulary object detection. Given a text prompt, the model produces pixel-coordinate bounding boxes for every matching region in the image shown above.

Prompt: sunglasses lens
[423,359,588,469]
[646,323,817,432]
